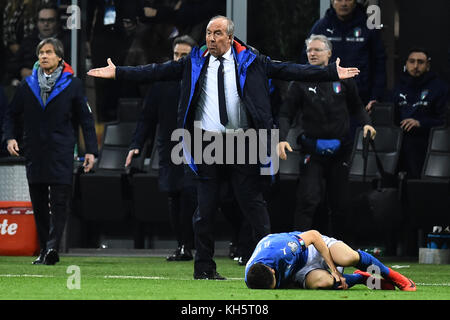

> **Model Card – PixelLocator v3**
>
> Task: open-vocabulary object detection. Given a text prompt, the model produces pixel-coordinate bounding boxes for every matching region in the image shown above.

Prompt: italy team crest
[420,89,429,100]
[333,81,342,94]
[354,27,362,37]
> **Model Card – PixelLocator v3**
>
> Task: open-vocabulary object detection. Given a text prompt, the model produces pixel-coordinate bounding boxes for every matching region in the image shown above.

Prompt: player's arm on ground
[300,230,347,289]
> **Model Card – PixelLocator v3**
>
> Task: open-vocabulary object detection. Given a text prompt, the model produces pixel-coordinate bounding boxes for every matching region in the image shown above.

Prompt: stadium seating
[405,126,450,248]
[77,121,147,247]
[131,136,169,224]
[347,125,404,252]
[116,98,143,123]
[369,102,395,126]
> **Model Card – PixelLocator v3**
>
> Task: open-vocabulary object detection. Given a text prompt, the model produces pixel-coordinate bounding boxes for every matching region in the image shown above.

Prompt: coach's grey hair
[305,34,332,52]
[208,15,235,39]
[36,37,64,59]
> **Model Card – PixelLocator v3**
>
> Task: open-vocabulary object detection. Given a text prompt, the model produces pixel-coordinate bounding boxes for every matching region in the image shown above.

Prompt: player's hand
[336,57,360,79]
[363,125,376,140]
[125,149,139,167]
[400,118,420,132]
[277,141,293,160]
[6,139,20,156]
[87,58,116,79]
[83,153,95,173]
[332,270,348,290]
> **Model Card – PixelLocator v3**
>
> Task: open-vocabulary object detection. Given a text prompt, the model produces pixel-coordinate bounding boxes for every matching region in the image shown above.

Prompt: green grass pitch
[0,255,449,300]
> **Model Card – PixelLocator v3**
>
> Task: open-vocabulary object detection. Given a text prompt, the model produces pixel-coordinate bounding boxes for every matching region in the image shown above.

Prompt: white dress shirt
[195,47,248,132]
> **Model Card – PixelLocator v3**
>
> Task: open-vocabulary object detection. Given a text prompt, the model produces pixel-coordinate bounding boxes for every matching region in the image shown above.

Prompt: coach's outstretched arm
[87,58,116,79]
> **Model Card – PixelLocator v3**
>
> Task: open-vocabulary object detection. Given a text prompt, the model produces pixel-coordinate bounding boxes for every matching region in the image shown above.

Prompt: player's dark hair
[407,47,431,62]
[36,2,60,22]
[246,263,275,289]
[172,35,197,50]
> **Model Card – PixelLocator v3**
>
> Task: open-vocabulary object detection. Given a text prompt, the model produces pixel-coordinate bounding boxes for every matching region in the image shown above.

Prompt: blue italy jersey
[245,231,308,288]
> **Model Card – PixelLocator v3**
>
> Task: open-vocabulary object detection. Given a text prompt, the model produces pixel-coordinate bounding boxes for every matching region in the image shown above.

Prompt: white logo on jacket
[308,87,317,94]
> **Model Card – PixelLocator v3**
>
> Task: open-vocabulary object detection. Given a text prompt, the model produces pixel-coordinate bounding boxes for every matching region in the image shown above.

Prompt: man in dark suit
[88,15,360,279]
[125,35,197,261]
[3,38,98,265]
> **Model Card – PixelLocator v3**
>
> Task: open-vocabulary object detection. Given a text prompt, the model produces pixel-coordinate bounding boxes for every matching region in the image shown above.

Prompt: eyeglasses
[38,18,57,24]
[306,48,328,53]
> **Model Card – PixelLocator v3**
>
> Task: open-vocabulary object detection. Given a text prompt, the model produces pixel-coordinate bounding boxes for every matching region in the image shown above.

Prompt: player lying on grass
[245,230,416,291]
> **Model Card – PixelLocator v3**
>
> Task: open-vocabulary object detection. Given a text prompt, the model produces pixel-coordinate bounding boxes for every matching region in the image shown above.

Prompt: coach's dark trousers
[193,132,271,274]
[28,184,72,253]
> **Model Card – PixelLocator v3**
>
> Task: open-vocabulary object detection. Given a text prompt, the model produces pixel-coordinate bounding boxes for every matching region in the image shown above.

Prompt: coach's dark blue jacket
[3,62,98,185]
[303,4,386,103]
[116,38,340,173]
[393,71,448,134]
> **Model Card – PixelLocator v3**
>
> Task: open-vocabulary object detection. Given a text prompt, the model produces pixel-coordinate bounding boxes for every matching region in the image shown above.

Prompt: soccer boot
[353,270,395,290]
[386,268,416,291]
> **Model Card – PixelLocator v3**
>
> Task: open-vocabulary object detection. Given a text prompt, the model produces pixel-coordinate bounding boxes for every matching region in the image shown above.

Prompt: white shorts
[293,235,344,288]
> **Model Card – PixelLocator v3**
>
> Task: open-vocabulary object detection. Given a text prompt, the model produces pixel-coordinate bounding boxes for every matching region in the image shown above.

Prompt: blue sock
[342,273,364,288]
[356,250,390,277]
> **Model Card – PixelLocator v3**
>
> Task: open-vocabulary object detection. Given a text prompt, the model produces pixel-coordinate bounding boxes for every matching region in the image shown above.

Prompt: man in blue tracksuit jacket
[302,1,386,108]
[393,48,449,178]
[88,15,361,280]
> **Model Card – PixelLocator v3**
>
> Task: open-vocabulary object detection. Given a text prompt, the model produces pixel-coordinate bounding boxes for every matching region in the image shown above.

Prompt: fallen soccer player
[245,230,416,291]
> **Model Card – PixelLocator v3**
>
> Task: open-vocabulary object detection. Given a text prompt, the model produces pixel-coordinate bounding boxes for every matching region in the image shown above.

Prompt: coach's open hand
[336,58,360,79]
[87,58,116,79]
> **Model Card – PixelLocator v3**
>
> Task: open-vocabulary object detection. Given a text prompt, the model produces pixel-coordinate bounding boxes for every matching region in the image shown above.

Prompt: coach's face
[307,40,331,67]
[206,17,232,58]
[38,43,62,74]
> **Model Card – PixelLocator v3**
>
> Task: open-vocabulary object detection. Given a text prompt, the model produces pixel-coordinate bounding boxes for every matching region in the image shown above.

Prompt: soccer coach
[88,15,360,280]
[3,38,98,265]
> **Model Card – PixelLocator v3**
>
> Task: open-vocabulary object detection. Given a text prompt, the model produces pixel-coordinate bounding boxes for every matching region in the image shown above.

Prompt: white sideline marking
[416,283,450,286]
[0,274,53,278]
[2,274,447,286]
[105,275,169,280]
[104,275,244,281]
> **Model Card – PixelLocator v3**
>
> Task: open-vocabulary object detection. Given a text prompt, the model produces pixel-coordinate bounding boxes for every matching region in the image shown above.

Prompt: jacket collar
[26,61,74,108]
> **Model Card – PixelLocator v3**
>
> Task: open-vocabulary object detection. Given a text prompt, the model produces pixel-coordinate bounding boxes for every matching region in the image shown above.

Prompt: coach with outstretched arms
[88,15,360,280]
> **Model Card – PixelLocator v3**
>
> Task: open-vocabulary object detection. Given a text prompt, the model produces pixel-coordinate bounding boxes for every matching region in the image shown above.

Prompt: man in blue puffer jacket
[3,38,98,265]
[393,48,448,178]
[303,0,387,109]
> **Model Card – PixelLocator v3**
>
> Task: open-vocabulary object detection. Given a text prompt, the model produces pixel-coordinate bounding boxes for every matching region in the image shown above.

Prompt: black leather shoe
[32,251,46,265]
[166,245,193,261]
[193,271,226,280]
[43,249,60,265]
